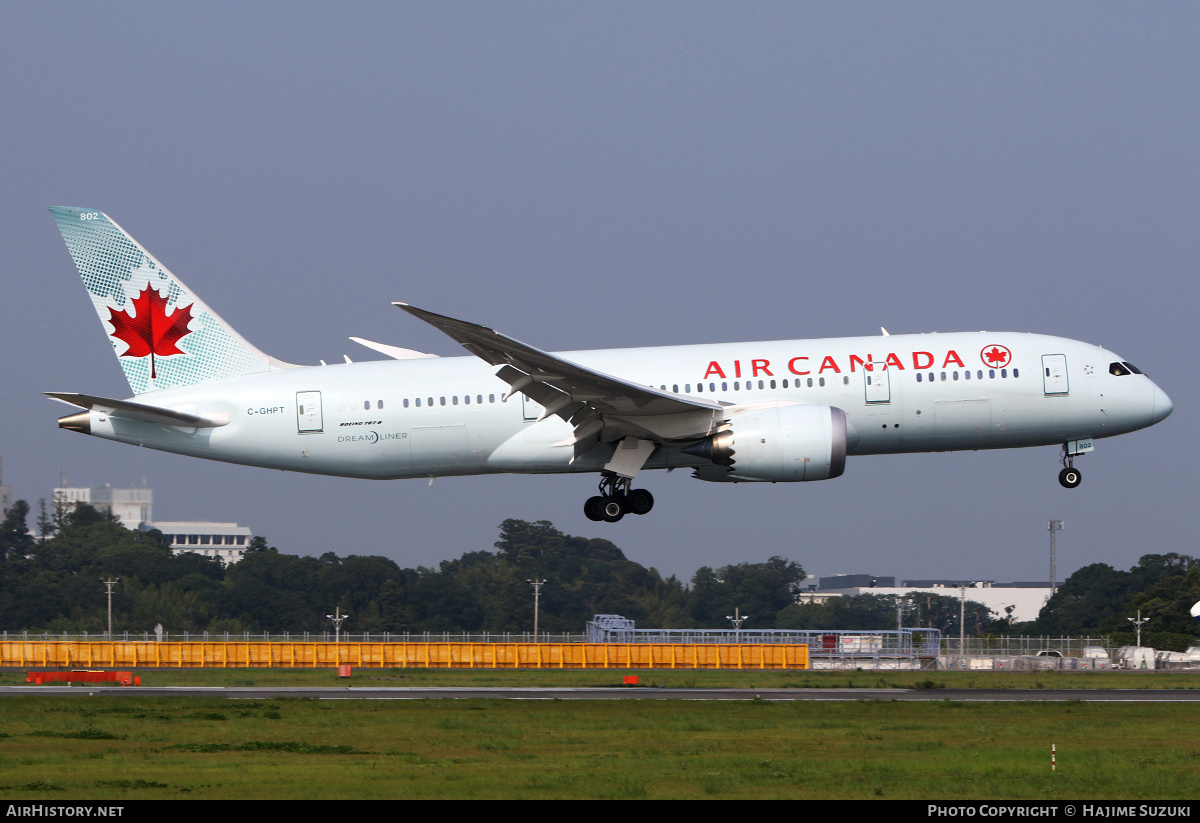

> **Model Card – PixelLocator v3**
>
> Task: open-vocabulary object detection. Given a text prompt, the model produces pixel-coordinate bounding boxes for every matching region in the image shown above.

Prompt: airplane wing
[394,303,722,449]
[45,392,229,428]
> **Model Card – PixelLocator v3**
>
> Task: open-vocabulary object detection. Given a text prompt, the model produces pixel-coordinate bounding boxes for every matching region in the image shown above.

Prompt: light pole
[102,577,119,640]
[527,579,547,639]
[726,608,748,643]
[326,607,349,664]
[959,583,966,656]
[1048,520,1063,593]
[1128,610,1150,647]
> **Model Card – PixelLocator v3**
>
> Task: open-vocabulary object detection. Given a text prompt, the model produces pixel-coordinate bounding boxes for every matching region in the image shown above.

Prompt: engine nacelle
[686,404,847,482]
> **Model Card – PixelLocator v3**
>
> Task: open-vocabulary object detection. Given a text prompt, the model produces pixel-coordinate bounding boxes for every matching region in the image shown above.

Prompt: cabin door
[296,391,323,433]
[864,362,891,404]
[1042,355,1069,395]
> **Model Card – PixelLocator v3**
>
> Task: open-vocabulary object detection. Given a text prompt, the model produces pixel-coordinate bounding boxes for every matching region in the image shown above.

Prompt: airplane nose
[1150,383,1173,424]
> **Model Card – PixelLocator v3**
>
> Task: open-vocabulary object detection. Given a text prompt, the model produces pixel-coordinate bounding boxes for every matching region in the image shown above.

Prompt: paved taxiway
[5,686,1200,701]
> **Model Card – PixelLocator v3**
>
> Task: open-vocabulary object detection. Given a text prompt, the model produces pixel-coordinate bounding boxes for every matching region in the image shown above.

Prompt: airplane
[46,207,1173,523]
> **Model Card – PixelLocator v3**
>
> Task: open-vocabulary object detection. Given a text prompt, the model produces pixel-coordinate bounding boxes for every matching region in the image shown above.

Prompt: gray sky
[2,3,1194,587]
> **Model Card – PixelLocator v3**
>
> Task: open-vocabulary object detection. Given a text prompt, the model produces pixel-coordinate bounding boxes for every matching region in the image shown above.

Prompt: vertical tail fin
[49,208,297,395]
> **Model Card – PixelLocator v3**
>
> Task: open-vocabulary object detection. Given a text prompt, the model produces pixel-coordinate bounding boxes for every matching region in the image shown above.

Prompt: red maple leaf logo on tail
[107,285,194,379]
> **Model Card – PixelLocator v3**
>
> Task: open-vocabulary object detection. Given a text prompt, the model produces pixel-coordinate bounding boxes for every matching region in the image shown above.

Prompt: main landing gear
[1059,446,1082,489]
[584,473,655,523]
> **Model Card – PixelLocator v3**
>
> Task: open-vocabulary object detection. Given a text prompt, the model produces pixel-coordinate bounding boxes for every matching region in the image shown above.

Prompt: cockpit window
[1123,362,1143,375]
[1109,362,1131,376]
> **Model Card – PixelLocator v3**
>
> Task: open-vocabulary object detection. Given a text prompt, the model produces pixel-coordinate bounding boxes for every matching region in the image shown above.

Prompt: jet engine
[684,404,847,482]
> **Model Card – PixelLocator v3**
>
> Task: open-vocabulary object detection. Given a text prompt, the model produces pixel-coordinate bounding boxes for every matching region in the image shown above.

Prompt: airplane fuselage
[72,330,1170,481]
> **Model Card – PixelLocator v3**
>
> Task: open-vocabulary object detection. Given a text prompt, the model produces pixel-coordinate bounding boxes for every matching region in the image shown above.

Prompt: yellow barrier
[2,641,807,670]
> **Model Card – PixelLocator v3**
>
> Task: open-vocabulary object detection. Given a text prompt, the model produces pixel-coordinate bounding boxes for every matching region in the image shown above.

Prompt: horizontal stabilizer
[44,392,229,428]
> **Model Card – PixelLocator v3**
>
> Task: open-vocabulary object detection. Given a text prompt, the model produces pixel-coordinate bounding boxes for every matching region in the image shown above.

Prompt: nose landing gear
[583,474,655,522]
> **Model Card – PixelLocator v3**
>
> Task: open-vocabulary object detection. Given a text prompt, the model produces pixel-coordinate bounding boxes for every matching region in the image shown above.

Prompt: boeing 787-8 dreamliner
[47,208,1172,522]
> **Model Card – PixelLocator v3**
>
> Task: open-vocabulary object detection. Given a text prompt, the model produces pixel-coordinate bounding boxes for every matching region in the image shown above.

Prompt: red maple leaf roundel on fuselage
[107,285,194,379]
[981,345,1012,369]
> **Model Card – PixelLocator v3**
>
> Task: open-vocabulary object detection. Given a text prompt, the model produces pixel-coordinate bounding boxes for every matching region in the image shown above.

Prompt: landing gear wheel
[584,496,606,521]
[589,473,651,523]
[628,488,654,515]
[600,496,625,523]
[1059,467,1082,489]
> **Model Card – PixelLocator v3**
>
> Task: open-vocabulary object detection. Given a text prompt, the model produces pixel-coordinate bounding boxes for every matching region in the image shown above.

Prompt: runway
[5,686,1200,701]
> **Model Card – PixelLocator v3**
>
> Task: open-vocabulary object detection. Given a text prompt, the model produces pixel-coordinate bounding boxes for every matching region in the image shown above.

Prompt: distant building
[819,573,895,589]
[793,591,842,605]
[817,581,1051,624]
[52,476,252,565]
[54,482,152,528]
[147,521,253,565]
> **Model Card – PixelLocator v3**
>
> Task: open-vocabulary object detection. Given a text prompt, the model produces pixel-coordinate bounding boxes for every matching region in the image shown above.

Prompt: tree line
[0,499,1004,636]
[1006,552,1200,650]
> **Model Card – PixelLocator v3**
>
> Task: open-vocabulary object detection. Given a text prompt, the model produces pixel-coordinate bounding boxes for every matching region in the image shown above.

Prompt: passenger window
[964,370,971,380]
[819,377,825,387]
[673,384,679,393]
[685,384,691,393]
[363,400,370,410]
[452,396,458,405]
[989,369,995,378]
[1001,369,1007,378]
[709,383,716,391]
[403,398,409,408]
[464,395,470,404]
[440,397,446,406]
[781,379,788,388]
[722,382,728,391]
[1013,368,1019,378]
[478,395,483,404]
[941,372,947,381]
[377,400,383,409]
[415,398,421,407]
[953,371,959,381]
[734,381,740,390]
[917,373,922,382]
[977,370,983,380]
[490,394,496,403]
[843,376,849,385]
[770,379,776,389]
[807,378,814,387]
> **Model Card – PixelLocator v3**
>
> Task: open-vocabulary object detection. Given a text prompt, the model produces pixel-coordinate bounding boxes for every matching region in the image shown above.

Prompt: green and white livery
[45,209,1172,522]
[49,207,296,395]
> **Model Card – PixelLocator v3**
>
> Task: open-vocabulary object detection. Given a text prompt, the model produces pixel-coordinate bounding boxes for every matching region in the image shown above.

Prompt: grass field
[2,669,1200,799]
